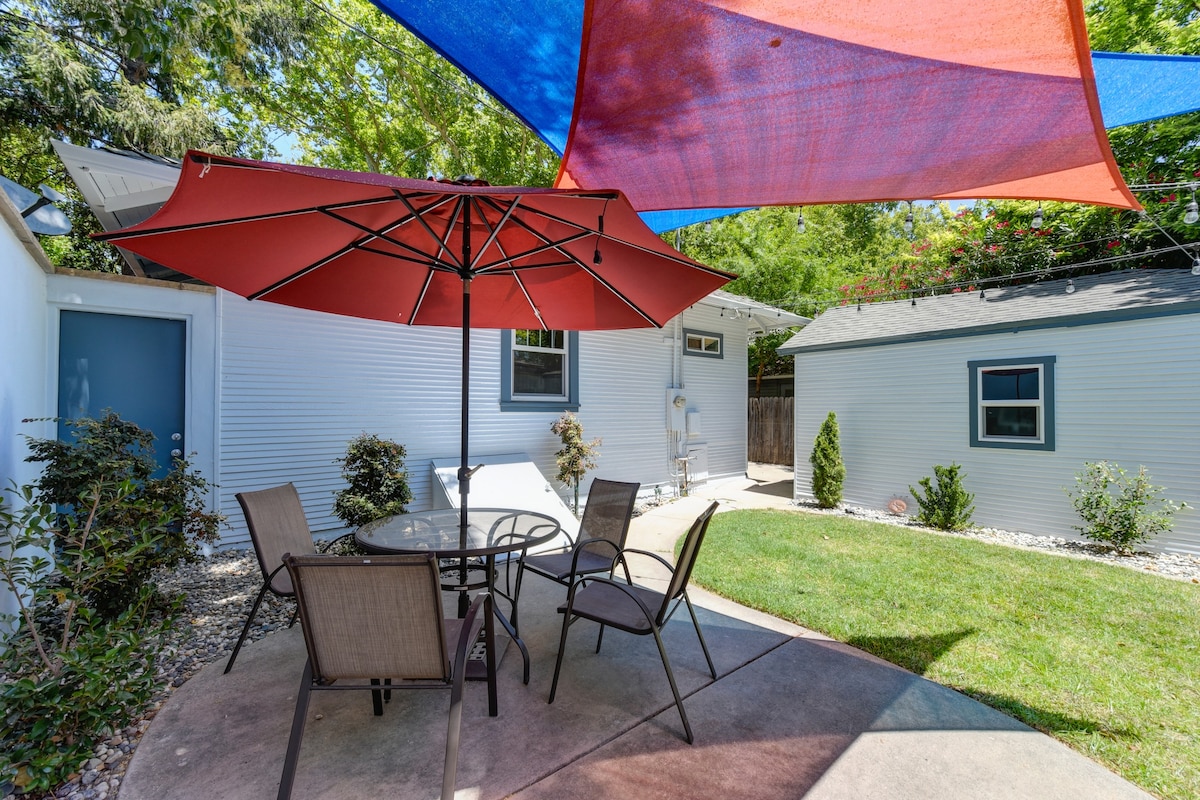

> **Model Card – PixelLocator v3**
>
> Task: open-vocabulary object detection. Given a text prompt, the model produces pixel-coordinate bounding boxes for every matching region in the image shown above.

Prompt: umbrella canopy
[95,151,735,542]
[371,0,1146,225]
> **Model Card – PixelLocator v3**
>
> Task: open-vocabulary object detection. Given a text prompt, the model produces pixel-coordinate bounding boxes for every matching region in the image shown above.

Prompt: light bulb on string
[796,207,806,234]
[1066,279,1075,294]
[1031,205,1044,229]
[1193,256,1200,276]
[1185,191,1199,225]
[903,201,914,234]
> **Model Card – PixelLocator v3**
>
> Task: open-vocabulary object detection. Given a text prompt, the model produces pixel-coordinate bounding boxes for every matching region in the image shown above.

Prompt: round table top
[354,507,562,557]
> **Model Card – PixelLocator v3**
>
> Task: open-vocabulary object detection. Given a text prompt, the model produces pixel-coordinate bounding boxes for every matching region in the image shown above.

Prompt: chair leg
[548,599,578,704]
[651,626,695,745]
[508,559,526,637]
[684,593,717,679]
[286,605,299,629]
[370,679,384,716]
[277,660,313,800]
[484,595,498,717]
[444,662,466,800]
[225,580,271,674]
[595,623,605,654]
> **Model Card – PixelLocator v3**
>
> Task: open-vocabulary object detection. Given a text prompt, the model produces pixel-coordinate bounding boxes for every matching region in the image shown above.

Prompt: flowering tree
[551,413,601,515]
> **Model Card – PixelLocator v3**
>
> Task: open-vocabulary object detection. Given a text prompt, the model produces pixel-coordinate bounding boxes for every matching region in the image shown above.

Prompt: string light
[1185,190,1199,225]
[796,207,806,234]
[903,201,914,234]
[1066,279,1075,294]
[1031,205,1044,229]
[1193,256,1200,276]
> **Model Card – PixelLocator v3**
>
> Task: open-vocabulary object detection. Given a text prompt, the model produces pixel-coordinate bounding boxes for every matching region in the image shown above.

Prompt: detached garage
[779,268,1200,555]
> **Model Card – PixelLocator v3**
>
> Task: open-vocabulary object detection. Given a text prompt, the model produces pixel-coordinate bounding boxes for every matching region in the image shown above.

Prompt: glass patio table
[355,507,561,684]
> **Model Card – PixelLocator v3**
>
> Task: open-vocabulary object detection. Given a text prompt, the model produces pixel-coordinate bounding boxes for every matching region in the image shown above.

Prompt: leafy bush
[809,412,845,508]
[332,433,413,528]
[910,463,975,531]
[24,412,222,619]
[0,482,183,794]
[551,413,601,515]
[1066,461,1187,554]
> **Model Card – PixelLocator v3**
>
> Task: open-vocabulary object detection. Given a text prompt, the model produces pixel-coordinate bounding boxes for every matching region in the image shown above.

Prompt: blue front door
[58,310,187,477]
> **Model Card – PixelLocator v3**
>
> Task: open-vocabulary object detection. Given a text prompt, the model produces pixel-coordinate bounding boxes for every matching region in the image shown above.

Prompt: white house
[1,145,805,549]
[778,268,1200,555]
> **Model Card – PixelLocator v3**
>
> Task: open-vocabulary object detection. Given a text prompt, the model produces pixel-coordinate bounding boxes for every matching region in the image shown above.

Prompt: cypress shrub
[810,411,845,508]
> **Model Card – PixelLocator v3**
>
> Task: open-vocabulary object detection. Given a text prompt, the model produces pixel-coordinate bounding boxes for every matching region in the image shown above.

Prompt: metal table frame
[355,508,561,684]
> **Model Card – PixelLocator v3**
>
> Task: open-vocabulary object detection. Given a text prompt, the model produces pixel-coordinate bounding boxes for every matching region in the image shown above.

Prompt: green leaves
[1066,461,1186,554]
[910,463,976,531]
[809,411,845,509]
[332,432,413,528]
[551,413,600,515]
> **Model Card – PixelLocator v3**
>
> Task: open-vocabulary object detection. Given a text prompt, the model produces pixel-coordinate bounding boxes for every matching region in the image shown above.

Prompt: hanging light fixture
[1031,205,1044,229]
[796,207,806,234]
[1066,278,1076,294]
[903,201,914,234]
[1192,256,1200,276]
[594,211,604,264]
[1185,190,1199,225]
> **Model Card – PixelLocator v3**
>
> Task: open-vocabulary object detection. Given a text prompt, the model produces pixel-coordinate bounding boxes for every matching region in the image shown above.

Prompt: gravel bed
[9,506,1199,800]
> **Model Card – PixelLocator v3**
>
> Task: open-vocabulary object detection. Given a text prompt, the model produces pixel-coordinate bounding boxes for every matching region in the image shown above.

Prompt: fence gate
[748,397,793,465]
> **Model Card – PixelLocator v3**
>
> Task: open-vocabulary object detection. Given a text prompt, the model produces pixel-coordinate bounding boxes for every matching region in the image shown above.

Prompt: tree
[809,411,845,508]
[235,0,558,184]
[551,413,601,515]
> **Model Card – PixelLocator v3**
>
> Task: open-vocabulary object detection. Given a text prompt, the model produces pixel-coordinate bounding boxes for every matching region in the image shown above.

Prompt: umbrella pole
[459,276,471,545]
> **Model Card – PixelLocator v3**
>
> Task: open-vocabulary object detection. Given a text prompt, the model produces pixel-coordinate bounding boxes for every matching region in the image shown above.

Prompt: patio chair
[548,501,720,744]
[504,478,639,635]
[277,552,497,800]
[224,482,353,674]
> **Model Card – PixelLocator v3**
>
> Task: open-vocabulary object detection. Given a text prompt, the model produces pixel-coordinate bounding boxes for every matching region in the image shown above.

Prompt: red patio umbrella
[96,151,735,545]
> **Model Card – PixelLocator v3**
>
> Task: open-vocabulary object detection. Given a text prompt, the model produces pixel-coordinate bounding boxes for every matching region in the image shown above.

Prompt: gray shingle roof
[778,268,1200,354]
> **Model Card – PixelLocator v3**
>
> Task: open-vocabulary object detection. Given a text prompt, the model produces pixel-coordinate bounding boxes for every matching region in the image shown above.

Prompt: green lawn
[692,509,1200,800]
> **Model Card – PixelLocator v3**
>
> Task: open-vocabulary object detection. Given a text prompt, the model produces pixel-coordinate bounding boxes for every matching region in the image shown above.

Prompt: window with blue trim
[501,330,579,412]
[968,356,1055,451]
[684,329,723,359]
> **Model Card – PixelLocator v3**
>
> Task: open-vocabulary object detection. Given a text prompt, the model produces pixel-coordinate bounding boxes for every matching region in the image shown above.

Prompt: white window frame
[968,356,1056,451]
[684,329,723,359]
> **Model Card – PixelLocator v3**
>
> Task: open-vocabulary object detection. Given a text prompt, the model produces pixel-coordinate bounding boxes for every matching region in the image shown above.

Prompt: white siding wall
[793,313,1200,555]
[217,294,750,545]
[0,207,52,623]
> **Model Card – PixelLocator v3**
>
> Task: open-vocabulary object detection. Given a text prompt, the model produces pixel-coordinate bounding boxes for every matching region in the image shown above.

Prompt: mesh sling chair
[503,478,639,635]
[548,501,720,744]
[224,483,354,674]
[277,553,497,800]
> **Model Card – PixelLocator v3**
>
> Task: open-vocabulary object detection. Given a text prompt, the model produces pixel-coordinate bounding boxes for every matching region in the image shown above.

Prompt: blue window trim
[683,328,724,359]
[500,330,580,413]
[968,356,1056,451]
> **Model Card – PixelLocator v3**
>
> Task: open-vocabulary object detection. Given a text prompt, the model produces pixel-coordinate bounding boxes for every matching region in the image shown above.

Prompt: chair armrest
[568,537,623,577]
[316,531,358,554]
[611,546,674,577]
[451,592,491,679]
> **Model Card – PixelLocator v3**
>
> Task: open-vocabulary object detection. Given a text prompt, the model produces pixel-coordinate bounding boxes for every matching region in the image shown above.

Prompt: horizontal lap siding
[679,309,748,481]
[218,297,749,545]
[794,313,1200,555]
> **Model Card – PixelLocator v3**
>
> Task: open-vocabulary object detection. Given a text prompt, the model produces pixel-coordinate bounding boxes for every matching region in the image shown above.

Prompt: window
[500,330,579,412]
[684,329,723,359]
[968,356,1055,451]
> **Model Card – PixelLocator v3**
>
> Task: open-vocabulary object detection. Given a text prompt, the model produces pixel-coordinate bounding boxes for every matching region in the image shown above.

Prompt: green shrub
[910,463,975,531]
[0,482,183,793]
[551,413,601,514]
[333,433,414,528]
[24,412,222,619]
[809,412,845,509]
[1066,461,1187,554]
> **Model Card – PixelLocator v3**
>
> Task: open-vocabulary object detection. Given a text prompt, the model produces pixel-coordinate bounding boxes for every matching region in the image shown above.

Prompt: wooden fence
[748,396,793,465]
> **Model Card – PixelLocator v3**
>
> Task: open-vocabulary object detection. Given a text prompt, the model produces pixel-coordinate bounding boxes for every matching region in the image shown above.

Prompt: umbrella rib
[466,195,519,272]
[511,273,548,331]
[407,268,436,325]
[395,191,465,271]
[321,207,460,272]
[94,195,405,241]
[246,242,359,301]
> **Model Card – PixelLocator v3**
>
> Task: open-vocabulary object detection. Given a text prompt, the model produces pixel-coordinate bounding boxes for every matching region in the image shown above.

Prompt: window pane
[514,351,564,395]
[984,406,1038,438]
[704,338,720,353]
[982,368,1039,401]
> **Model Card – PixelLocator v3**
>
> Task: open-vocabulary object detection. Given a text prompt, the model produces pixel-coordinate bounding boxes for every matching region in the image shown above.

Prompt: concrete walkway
[120,468,1153,800]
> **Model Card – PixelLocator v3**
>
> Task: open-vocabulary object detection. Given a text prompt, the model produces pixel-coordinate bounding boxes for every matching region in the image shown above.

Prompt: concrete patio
[119,469,1153,800]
